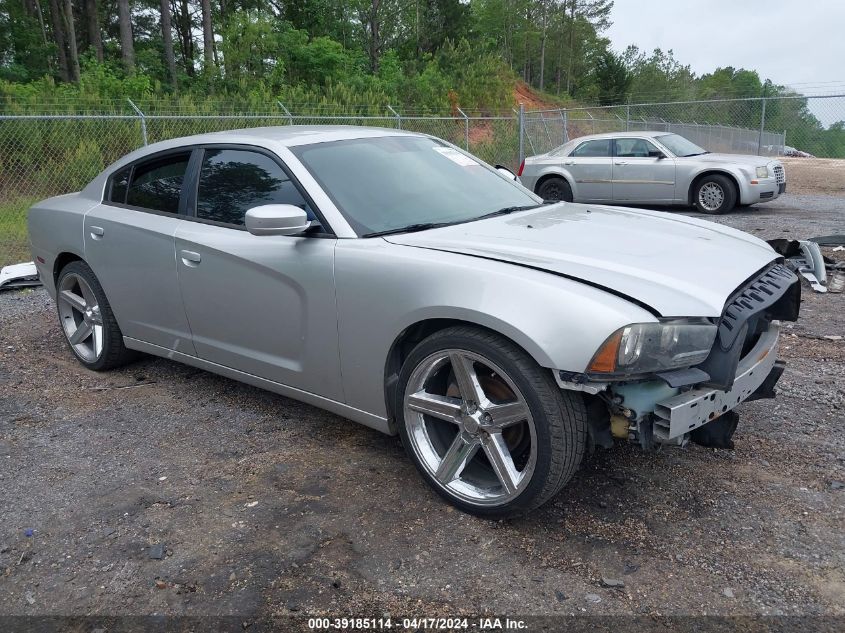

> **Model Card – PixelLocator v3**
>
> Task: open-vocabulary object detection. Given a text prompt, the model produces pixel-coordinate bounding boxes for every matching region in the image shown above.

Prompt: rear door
[565,139,613,201]
[83,150,197,354]
[174,146,343,400]
[611,137,677,202]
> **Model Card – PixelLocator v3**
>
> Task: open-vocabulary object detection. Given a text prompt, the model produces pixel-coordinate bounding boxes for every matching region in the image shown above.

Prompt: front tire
[395,326,587,518]
[56,261,136,371]
[537,176,573,202]
[693,174,737,214]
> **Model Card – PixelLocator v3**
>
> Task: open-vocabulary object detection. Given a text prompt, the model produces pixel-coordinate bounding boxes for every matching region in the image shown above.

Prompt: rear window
[108,166,131,204]
[123,153,191,213]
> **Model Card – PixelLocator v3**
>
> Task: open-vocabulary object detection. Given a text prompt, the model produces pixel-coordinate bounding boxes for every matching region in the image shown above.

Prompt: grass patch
[0,196,38,266]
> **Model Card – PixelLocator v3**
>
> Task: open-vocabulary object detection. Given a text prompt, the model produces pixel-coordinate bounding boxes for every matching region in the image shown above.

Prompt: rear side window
[195,149,311,226]
[125,153,191,213]
[108,166,131,204]
[571,139,612,157]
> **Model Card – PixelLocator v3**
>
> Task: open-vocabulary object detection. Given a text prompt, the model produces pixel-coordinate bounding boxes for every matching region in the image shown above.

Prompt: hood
[385,203,778,317]
[678,152,776,168]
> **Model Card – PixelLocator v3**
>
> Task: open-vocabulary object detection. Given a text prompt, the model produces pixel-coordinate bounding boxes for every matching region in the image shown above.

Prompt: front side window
[125,153,190,213]
[571,139,612,158]
[195,149,312,226]
[615,138,659,158]
[291,136,538,236]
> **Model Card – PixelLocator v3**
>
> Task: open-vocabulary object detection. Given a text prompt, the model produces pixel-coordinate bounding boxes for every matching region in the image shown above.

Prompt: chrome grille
[772,164,785,184]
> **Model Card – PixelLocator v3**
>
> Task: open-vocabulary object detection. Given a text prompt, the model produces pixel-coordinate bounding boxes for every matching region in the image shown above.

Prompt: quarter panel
[334,240,654,418]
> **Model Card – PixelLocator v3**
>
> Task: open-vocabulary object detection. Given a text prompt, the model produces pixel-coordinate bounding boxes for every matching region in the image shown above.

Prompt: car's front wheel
[56,260,135,371]
[396,326,586,517]
[537,176,573,202]
[693,174,737,214]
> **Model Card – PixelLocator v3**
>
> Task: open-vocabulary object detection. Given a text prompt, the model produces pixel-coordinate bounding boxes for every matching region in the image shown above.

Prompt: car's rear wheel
[56,261,135,371]
[395,326,586,518]
[693,174,736,214]
[537,176,573,202]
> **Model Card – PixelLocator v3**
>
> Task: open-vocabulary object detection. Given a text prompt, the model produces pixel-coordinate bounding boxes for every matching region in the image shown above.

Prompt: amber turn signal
[587,329,623,373]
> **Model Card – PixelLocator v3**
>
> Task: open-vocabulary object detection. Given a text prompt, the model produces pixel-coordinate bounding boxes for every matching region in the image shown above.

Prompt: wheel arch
[688,169,741,205]
[534,171,574,196]
[53,251,85,285]
[383,318,550,433]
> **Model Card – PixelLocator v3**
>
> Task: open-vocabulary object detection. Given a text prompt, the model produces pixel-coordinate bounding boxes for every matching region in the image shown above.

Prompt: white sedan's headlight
[588,319,717,376]
[756,166,770,178]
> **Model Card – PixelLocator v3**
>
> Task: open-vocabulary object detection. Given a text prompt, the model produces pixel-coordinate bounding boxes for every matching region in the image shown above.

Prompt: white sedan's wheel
[396,327,587,517]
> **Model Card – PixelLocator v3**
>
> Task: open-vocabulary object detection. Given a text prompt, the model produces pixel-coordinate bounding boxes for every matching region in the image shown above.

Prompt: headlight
[756,166,769,178]
[587,319,717,376]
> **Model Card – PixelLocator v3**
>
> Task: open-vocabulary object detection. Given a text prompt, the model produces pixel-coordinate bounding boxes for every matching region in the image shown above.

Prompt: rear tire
[693,174,737,214]
[56,261,136,371]
[537,177,573,202]
[395,326,587,518]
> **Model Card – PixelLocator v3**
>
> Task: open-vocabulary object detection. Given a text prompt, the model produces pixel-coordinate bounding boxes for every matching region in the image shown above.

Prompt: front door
[174,146,343,401]
[611,138,677,202]
[83,150,197,355]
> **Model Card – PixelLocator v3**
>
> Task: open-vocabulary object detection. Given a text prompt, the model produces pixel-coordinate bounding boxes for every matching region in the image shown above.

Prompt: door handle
[89,225,104,240]
[180,250,201,266]
[614,161,629,165]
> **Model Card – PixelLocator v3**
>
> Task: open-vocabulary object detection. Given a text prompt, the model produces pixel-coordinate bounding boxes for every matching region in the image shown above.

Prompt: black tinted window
[196,149,311,226]
[571,139,611,157]
[126,153,190,213]
[109,166,131,204]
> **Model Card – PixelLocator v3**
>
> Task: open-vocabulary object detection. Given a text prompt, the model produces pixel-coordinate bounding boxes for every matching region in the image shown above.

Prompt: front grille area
[760,191,774,199]
[773,164,785,184]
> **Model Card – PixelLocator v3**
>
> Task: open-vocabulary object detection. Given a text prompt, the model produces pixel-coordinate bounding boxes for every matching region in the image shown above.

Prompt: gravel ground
[0,193,843,626]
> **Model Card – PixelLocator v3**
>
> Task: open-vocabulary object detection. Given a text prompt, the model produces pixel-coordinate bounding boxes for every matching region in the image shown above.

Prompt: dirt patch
[781,157,845,196]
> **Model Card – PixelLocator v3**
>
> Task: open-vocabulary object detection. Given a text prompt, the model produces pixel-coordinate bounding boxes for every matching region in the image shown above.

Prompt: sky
[605,0,845,125]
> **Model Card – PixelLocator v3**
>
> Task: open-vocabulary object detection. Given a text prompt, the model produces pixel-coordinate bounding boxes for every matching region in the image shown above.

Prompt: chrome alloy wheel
[57,272,104,363]
[698,181,725,212]
[403,350,537,506]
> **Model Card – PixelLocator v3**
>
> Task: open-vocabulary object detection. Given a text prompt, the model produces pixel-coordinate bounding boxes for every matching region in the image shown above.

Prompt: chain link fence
[2,94,844,266]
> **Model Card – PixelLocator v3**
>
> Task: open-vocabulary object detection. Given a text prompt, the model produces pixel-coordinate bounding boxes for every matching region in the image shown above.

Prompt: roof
[569,130,671,141]
[183,125,418,148]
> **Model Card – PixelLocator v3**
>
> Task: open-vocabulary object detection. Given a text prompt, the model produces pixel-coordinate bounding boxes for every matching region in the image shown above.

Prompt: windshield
[291,136,539,236]
[657,133,708,157]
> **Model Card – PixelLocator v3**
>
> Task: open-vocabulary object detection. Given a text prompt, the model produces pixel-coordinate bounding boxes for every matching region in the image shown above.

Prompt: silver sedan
[518,131,786,214]
[28,126,799,517]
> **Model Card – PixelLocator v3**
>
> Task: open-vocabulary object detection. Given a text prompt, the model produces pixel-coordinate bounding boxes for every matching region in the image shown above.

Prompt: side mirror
[244,204,311,236]
[649,150,666,159]
[495,165,518,180]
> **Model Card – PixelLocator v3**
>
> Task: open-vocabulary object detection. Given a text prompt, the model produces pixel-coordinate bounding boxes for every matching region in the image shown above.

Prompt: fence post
[277,101,293,125]
[518,103,525,165]
[625,97,631,132]
[127,98,147,146]
[560,109,568,143]
[456,107,469,150]
[387,104,401,130]
[757,97,767,156]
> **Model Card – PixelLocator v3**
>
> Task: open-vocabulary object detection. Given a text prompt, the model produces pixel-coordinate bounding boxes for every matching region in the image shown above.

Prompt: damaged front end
[559,263,801,451]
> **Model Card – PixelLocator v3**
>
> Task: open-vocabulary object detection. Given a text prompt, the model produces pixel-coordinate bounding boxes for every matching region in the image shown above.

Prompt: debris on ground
[0,262,40,291]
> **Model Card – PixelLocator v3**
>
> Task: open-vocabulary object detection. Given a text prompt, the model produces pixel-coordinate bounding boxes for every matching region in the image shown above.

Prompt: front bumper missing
[652,323,781,442]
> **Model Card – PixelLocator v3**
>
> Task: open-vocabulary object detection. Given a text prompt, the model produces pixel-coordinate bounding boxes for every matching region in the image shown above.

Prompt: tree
[63,0,81,81]
[47,0,71,81]
[84,0,103,62]
[200,0,214,70]
[160,0,178,88]
[117,0,135,72]
[592,50,629,104]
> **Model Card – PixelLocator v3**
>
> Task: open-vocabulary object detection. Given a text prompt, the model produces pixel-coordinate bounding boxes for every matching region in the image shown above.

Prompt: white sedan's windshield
[658,133,708,157]
[292,136,539,236]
